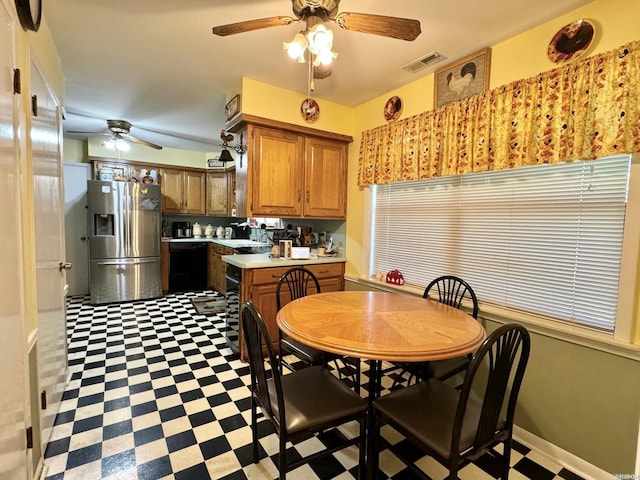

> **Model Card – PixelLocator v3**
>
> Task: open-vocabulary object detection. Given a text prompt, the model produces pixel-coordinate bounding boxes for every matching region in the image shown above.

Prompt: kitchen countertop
[223,253,345,269]
[161,238,269,248]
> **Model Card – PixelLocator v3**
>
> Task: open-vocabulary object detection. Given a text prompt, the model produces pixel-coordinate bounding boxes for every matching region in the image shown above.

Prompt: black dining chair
[389,275,479,388]
[276,267,325,373]
[373,323,531,480]
[276,267,361,393]
[241,301,368,480]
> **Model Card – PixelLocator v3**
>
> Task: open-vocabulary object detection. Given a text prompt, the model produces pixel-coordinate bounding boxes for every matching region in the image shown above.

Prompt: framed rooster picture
[434,48,491,108]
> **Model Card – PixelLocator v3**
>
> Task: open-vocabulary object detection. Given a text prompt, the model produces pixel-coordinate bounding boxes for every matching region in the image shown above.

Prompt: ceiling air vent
[402,51,445,73]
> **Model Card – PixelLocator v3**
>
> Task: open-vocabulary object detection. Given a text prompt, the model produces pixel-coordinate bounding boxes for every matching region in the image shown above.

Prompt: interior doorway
[63,162,90,296]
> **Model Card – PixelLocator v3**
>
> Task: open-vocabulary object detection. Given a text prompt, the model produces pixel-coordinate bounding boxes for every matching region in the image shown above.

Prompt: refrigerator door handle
[96,258,159,265]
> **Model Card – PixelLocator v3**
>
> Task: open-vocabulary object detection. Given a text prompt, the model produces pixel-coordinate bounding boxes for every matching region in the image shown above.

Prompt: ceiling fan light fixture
[307,24,333,53]
[103,135,130,152]
[284,32,308,60]
[316,48,337,66]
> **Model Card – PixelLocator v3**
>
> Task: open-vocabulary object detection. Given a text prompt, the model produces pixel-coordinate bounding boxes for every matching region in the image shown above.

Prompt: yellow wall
[241,77,353,135]
[347,0,640,282]
[86,138,208,168]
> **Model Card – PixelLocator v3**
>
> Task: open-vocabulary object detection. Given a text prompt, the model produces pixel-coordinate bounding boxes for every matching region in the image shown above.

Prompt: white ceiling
[45,0,593,152]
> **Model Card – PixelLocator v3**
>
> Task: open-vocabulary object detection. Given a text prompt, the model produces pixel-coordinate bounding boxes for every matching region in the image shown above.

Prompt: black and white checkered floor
[43,291,585,480]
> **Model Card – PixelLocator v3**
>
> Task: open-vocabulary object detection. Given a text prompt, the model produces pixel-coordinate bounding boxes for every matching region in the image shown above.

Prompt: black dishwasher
[168,242,208,292]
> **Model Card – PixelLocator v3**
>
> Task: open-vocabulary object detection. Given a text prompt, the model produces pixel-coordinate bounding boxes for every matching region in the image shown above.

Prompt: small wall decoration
[434,47,491,109]
[225,94,241,122]
[547,19,595,63]
[384,96,403,121]
[301,98,320,123]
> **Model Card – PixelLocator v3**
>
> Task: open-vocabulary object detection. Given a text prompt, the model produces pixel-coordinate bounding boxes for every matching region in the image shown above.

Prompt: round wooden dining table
[276,290,486,479]
[276,290,486,364]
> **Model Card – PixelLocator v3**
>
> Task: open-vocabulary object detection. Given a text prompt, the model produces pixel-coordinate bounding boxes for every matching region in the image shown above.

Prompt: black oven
[224,245,272,352]
[224,263,242,352]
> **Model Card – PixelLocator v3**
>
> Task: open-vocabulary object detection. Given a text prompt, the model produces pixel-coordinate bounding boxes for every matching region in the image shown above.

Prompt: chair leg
[448,463,459,480]
[369,409,381,480]
[251,397,259,463]
[357,416,366,480]
[279,433,287,480]
[501,439,513,480]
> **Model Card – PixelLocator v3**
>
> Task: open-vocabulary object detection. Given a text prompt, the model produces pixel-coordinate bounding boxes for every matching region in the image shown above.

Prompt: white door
[0,1,28,479]
[31,58,68,450]
[63,162,90,295]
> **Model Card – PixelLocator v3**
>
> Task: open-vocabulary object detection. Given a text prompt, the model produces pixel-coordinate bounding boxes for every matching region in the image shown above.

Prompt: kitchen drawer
[251,262,344,285]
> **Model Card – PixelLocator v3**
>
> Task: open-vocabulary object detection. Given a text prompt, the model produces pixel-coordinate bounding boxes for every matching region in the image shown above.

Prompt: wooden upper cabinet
[250,127,304,217]
[238,119,350,219]
[183,170,206,214]
[206,170,235,216]
[160,167,206,214]
[304,137,347,218]
[160,168,183,212]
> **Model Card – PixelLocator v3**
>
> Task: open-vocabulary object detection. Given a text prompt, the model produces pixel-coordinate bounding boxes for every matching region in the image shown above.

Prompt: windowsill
[345,274,640,361]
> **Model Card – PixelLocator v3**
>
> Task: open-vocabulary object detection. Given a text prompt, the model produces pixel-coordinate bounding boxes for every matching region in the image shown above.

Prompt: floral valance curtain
[357,40,640,186]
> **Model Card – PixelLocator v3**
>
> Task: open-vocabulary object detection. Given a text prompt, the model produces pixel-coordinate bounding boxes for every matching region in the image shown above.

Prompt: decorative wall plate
[301,98,320,123]
[547,19,595,63]
[384,96,402,121]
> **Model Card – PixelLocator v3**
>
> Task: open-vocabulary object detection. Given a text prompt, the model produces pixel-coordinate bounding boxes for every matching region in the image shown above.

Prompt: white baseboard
[513,425,615,479]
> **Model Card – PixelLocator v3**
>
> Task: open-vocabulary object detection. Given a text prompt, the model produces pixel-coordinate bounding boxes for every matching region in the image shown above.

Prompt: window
[371,155,632,332]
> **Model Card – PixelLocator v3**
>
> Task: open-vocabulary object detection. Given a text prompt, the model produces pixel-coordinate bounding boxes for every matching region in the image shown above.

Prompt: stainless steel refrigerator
[88,180,162,304]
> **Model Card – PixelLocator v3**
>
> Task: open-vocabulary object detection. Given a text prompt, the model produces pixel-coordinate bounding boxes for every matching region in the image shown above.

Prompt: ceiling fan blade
[66,129,108,135]
[212,16,296,36]
[334,12,421,41]
[125,134,163,150]
[313,63,332,80]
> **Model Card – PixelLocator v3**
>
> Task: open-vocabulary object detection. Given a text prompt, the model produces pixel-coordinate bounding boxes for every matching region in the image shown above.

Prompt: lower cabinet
[238,262,345,361]
[208,244,233,293]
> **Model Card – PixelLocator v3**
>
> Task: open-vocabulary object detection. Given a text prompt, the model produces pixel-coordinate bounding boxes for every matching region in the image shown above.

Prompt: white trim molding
[514,426,615,479]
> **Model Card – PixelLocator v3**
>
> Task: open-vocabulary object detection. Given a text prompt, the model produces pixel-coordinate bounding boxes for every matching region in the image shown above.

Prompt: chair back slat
[451,323,530,457]
[424,275,479,319]
[276,267,321,311]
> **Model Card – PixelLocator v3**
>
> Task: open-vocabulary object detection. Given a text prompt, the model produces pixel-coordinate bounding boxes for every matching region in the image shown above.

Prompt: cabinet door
[304,137,347,218]
[207,244,216,288]
[251,127,304,217]
[160,168,184,213]
[206,171,230,215]
[183,170,206,215]
[250,282,281,351]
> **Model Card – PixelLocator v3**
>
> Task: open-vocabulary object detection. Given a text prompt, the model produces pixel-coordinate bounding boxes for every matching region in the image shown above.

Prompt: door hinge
[13,68,21,94]
[31,95,38,116]
[26,426,33,449]
[41,390,46,410]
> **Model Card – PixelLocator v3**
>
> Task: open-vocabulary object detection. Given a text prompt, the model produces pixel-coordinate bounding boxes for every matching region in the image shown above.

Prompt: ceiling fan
[212,0,421,78]
[67,119,163,150]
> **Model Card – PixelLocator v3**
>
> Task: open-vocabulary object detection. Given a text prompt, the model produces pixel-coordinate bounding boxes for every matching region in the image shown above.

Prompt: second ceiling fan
[68,119,163,150]
[212,0,421,79]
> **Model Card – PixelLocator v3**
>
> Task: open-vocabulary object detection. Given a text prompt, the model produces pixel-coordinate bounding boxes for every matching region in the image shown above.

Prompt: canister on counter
[279,240,292,259]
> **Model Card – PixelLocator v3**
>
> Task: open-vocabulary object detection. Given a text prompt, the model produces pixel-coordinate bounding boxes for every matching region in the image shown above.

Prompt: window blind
[371,155,630,331]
